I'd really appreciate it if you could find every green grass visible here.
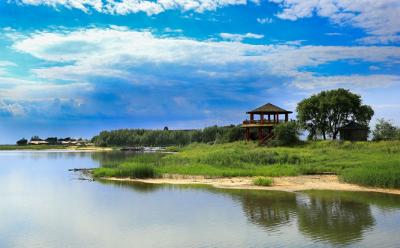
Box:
[92,140,400,188]
[341,161,400,188]
[0,145,69,150]
[253,177,273,186]
[93,164,158,179]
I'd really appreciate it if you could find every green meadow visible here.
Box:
[92,140,400,189]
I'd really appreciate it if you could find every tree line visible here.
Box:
[90,88,400,147]
[91,125,245,147]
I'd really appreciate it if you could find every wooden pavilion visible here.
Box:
[339,121,368,141]
[242,103,292,144]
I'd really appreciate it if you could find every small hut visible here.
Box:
[242,103,292,144]
[339,121,369,141]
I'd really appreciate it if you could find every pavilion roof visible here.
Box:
[339,121,368,130]
[247,103,293,114]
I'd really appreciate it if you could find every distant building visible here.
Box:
[61,140,82,145]
[29,140,49,145]
[339,121,369,141]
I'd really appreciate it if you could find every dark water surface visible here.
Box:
[1,151,400,248]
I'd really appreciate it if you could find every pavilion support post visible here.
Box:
[285,113,289,122]
[245,128,250,141]
[276,114,279,123]
[260,114,264,124]
[250,113,254,122]
[268,114,271,122]
[258,127,263,144]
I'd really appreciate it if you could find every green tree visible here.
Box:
[16,138,28,146]
[372,119,399,141]
[272,122,301,146]
[297,89,374,140]
[30,135,41,141]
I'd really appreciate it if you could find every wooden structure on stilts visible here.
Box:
[242,103,292,145]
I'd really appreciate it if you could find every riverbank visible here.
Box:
[0,145,113,151]
[99,174,400,195]
[92,140,400,189]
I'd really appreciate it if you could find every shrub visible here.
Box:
[372,119,399,141]
[272,122,301,146]
[253,177,273,186]
[16,138,28,146]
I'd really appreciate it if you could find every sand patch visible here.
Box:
[100,174,400,195]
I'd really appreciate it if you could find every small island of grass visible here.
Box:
[92,140,400,190]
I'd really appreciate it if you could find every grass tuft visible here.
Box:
[253,177,273,186]
[93,164,158,179]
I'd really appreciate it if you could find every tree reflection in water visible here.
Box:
[210,188,377,246]
[227,190,297,231]
[297,190,375,246]
[97,179,385,246]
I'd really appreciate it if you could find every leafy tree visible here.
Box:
[372,119,399,141]
[30,136,41,141]
[45,137,58,145]
[16,138,28,146]
[297,89,374,140]
[272,122,301,146]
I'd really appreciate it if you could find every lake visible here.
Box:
[1,151,400,248]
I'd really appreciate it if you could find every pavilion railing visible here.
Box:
[242,119,286,125]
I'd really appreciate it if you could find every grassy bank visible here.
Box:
[0,145,69,150]
[0,145,111,151]
[92,141,400,188]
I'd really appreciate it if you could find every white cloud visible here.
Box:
[9,26,400,91]
[256,17,273,24]
[15,0,257,15]
[0,100,26,117]
[358,35,400,45]
[0,61,17,75]
[368,65,380,71]
[219,32,264,41]
[270,0,400,44]
[0,61,17,67]
[163,27,183,33]
[16,0,103,12]
[324,32,342,36]
[0,75,92,102]
[292,74,400,90]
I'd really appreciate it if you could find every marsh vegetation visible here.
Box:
[92,140,400,188]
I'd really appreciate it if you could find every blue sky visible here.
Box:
[0,0,399,143]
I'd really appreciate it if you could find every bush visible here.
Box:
[16,138,28,146]
[372,119,399,141]
[272,122,301,146]
[253,177,273,186]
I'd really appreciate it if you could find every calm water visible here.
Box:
[1,151,400,248]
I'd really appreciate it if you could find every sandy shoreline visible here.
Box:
[101,174,400,195]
